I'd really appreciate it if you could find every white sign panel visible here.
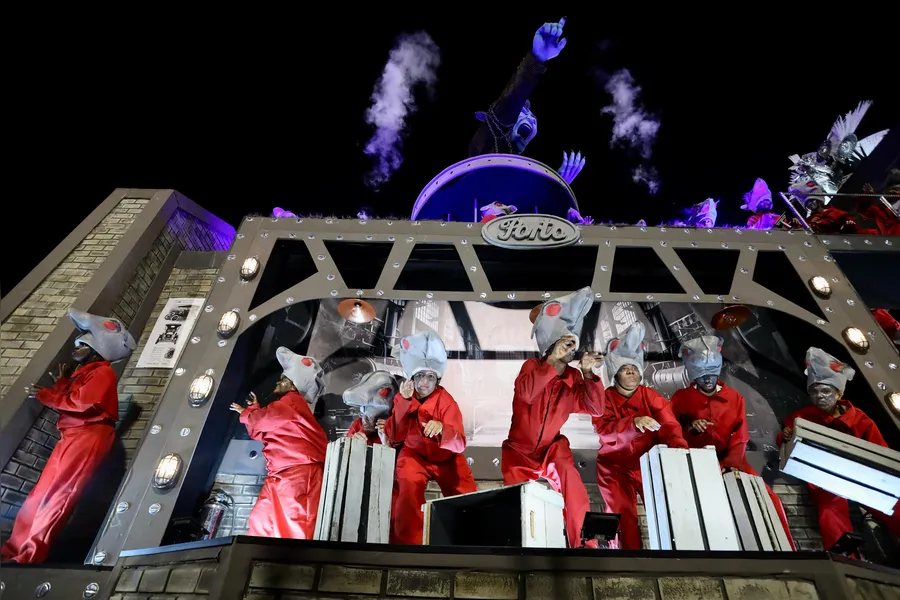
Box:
[136,298,205,369]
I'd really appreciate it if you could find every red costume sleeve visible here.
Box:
[36,368,115,414]
[722,392,751,470]
[850,411,889,447]
[435,392,467,454]
[346,418,363,437]
[647,391,689,449]
[514,359,559,405]
[593,410,642,456]
[669,389,689,425]
[385,393,413,446]
[239,397,296,439]
[575,375,605,417]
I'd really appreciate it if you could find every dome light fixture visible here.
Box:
[189,369,216,407]
[152,453,183,490]
[217,310,241,339]
[841,327,869,354]
[240,256,261,281]
[808,276,832,299]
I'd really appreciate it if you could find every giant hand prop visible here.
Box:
[532,17,567,63]
[559,151,586,184]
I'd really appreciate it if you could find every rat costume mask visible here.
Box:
[531,287,594,358]
[680,335,724,393]
[343,371,399,445]
[741,179,779,230]
[2,309,133,563]
[276,347,325,411]
[605,321,647,383]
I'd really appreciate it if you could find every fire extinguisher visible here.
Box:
[198,490,233,539]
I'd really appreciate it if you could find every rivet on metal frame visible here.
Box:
[237,234,245,239]
[249,314,257,321]
[261,231,269,238]
[218,276,225,282]
[308,234,315,239]
[673,265,680,270]
[387,220,393,225]
[149,503,161,515]
[889,363,897,370]
[356,290,364,296]
[740,268,749,274]
[217,340,227,347]
[823,239,831,245]
[150,425,162,434]
[778,245,786,250]
[826,306,834,313]
[366,235,373,240]
[716,296,724,302]
[595,293,602,299]
[317,255,326,260]
[35,582,51,598]
[600,265,609,271]
[646,295,654,300]
[640,227,647,232]
[93,551,107,564]
[660,241,667,247]
[326,218,334,224]
[393,262,400,268]
[181,428,191,436]
[886,240,893,246]
[690,242,698,247]
[721,243,728,248]
[683,229,690,234]
[693,295,700,301]
[847,299,855,306]
[480,293,487,299]
[83,582,100,599]
[331,290,338,296]
[205,305,214,313]
[798,256,806,261]
[246,217,254,222]
[817,319,826,325]
[864,239,872,245]
[804,241,812,247]
[767,300,774,306]
[116,501,130,513]
[660,227,668,232]
[467,223,473,228]
[377,290,385,296]
[406,237,414,243]
[389,236,395,241]
[748,245,756,251]
[610,226,617,231]
[290,233,296,238]
[426,293,434,299]
[227,254,236,260]
[461,238,468,244]
[191,336,201,344]
[508,293,516,300]
[865,361,874,368]
[175,368,185,376]
[878,382,887,390]
[469,266,477,272]
[327,274,336,280]
[286,297,295,304]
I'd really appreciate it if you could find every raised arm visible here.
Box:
[239,397,296,439]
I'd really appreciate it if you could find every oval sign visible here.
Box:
[481,213,581,250]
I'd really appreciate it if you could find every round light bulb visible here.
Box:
[808,275,831,298]
[240,256,261,281]
[217,310,241,339]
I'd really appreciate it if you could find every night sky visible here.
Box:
[5,12,896,293]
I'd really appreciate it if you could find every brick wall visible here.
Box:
[0,204,232,543]
[0,197,149,399]
[111,559,219,599]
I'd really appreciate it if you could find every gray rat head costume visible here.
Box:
[342,371,398,420]
[680,336,724,382]
[69,308,136,363]
[396,330,448,379]
[531,287,594,356]
[605,321,646,382]
[276,347,326,410]
[805,347,855,395]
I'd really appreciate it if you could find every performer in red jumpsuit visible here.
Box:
[342,370,398,446]
[384,330,477,544]
[778,347,900,551]
[502,287,605,548]
[1,309,135,563]
[230,347,327,539]
[670,336,795,550]
[871,309,900,348]
[592,321,689,550]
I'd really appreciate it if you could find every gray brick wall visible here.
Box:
[0,204,231,543]
[0,197,149,399]
[212,473,266,537]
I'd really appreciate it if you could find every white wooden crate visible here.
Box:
[723,471,792,551]
[640,445,741,551]
[423,481,566,548]
[314,438,396,543]
[779,417,900,515]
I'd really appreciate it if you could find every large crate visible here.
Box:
[780,417,900,515]
[641,445,741,551]
[314,438,396,543]
[423,481,566,548]
[723,471,792,551]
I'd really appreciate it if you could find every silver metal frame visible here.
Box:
[88,216,900,565]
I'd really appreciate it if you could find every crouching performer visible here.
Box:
[384,331,477,544]
[671,336,795,549]
[230,347,328,539]
[343,370,398,445]
[501,287,605,548]
[2,309,135,563]
[778,347,900,552]
[593,322,689,550]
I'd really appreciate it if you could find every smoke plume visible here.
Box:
[363,32,441,189]
[601,69,661,194]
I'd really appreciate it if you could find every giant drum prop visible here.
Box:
[423,481,566,548]
[641,445,741,551]
[779,417,900,515]
[723,471,792,551]
[314,438,396,543]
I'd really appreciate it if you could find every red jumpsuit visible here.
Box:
[856,200,900,236]
[239,391,327,539]
[807,206,877,235]
[384,386,476,544]
[670,383,796,550]
[501,358,605,548]
[1,361,118,563]
[872,309,899,344]
[346,418,383,445]
[778,400,900,550]
[593,386,688,550]
[746,212,780,230]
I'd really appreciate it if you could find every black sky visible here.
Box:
[4,11,896,294]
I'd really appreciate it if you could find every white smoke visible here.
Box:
[601,69,661,193]
[363,32,441,189]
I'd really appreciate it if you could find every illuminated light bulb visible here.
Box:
[888,392,900,413]
[189,370,215,407]
[841,327,870,354]
[808,276,832,299]
[217,310,241,339]
[152,453,183,490]
[240,256,261,281]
